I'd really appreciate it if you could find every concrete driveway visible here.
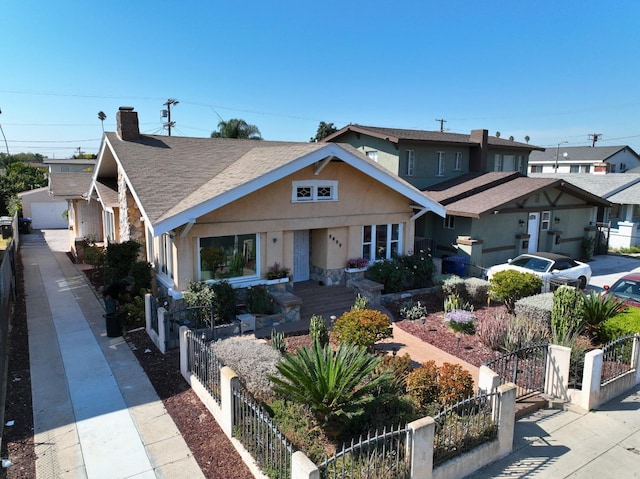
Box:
[587,254,640,291]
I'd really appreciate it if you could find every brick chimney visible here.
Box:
[116,106,140,141]
[469,129,488,172]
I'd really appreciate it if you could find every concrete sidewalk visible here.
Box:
[472,385,640,478]
[23,230,204,479]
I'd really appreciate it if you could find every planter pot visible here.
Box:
[265,277,289,285]
[345,267,368,273]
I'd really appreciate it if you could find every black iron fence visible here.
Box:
[232,383,293,479]
[484,344,548,400]
[186,330,222,405]
[318,424,411,479]
[432,391,499,467]
[600,334,637,386]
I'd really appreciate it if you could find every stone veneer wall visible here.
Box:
[118,171,145,242]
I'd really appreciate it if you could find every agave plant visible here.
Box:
[268,341,391,434]
[581,290,627,339]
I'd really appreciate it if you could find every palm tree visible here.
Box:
[210,119,262,140]
[98,111,106,133]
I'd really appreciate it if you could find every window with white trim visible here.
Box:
[454,152,462,171]
[406,150,415,176]
[541,211,551,231]
[292,180,338,202]
[437,152,445,176]
[362,224,402,261]
[366,150,378,162]
[570,165,579,173]
[159,233,174,279]
[199,233,258,280]
[443,215,455,229]
[530,165,543,173]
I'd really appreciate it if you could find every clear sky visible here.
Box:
[2,0,640,158]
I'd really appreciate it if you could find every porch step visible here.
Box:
[515,394,549,420]
[294,281,359,323]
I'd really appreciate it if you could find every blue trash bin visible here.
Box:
[443,255,469,276]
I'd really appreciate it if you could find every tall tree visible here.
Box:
[210,119,262,140]
[310,121,337,142]
[0,161,47,214]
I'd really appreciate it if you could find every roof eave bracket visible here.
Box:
[180,219,196,238]
[314,156,333,175]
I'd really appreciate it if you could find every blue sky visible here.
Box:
[2,0,640,158]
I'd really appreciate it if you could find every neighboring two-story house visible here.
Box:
[528,146,640,174]
[324,125,610,269]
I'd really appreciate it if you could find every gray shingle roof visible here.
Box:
[48,172,92,198]
[323,124,542,150]
[530,173,640,202]
[99,133,445,234]
[529,146,636,163]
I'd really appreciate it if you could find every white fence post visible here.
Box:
[580,348,603,410]
[634,335,640,384]
[144,293,152,331]
[220,366,239,438]
[477,365,500,393]
[291,451,319,479]
[408,416,435,479]
[545,344,571,400]
[179,325,189,381]
[157,307,167,353]
[496,383,517,459]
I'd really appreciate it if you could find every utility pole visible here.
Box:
[588,133,602,147]
[435,118,447,132]
[0,108,9,155]
[162,98,179,136]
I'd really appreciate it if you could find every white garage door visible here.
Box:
[31,201,68,229]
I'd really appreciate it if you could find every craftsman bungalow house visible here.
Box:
[87,108,445,298]
[324,125,610,269]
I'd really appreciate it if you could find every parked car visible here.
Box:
[486,252,591,291]
[603,273,640,307]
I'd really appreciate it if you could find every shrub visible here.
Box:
[464,277,490,305]
[397,253,435,289]
[551,285,585,346]
[333,309,392,351]
[211,337,283,401]
[441,276,465,300]
[130,260,152,296]
[489,270,543,313]
[269,341,391,437]
[406,360,439,413]
[437,363,474,405]
[245,285,275,314]
[399,300,428,321]
[104,240,142,284]
[374,353,413,394]
[600,307,640,342]
[581,290,627,339]
[210,280,237,324]
[365,259,407,293]
[476,312,509,350]
[503,316,550,351]
[514,292,554,324]
[309,314,329,347]
[183,280,216,307]
[445,309,477,334]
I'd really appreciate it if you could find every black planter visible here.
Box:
[105,312,125,337]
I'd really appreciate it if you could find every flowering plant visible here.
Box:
[445,309,477,334]
[346,257,369,269]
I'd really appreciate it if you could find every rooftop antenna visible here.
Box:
[435,118,448,132]
[162,98,179,136]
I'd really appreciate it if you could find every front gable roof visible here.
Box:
[93,134,445,236]
[530,173,640,205]
[424,172,610,218]
[322,124,542,151]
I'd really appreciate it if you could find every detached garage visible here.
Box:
[18,187,68,229]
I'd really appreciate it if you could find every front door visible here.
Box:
[527,212,540,253]
[293,230,310,282]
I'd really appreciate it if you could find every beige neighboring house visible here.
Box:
[87,107,445,297]
[48,172,103,255]
[17,186,68,229]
